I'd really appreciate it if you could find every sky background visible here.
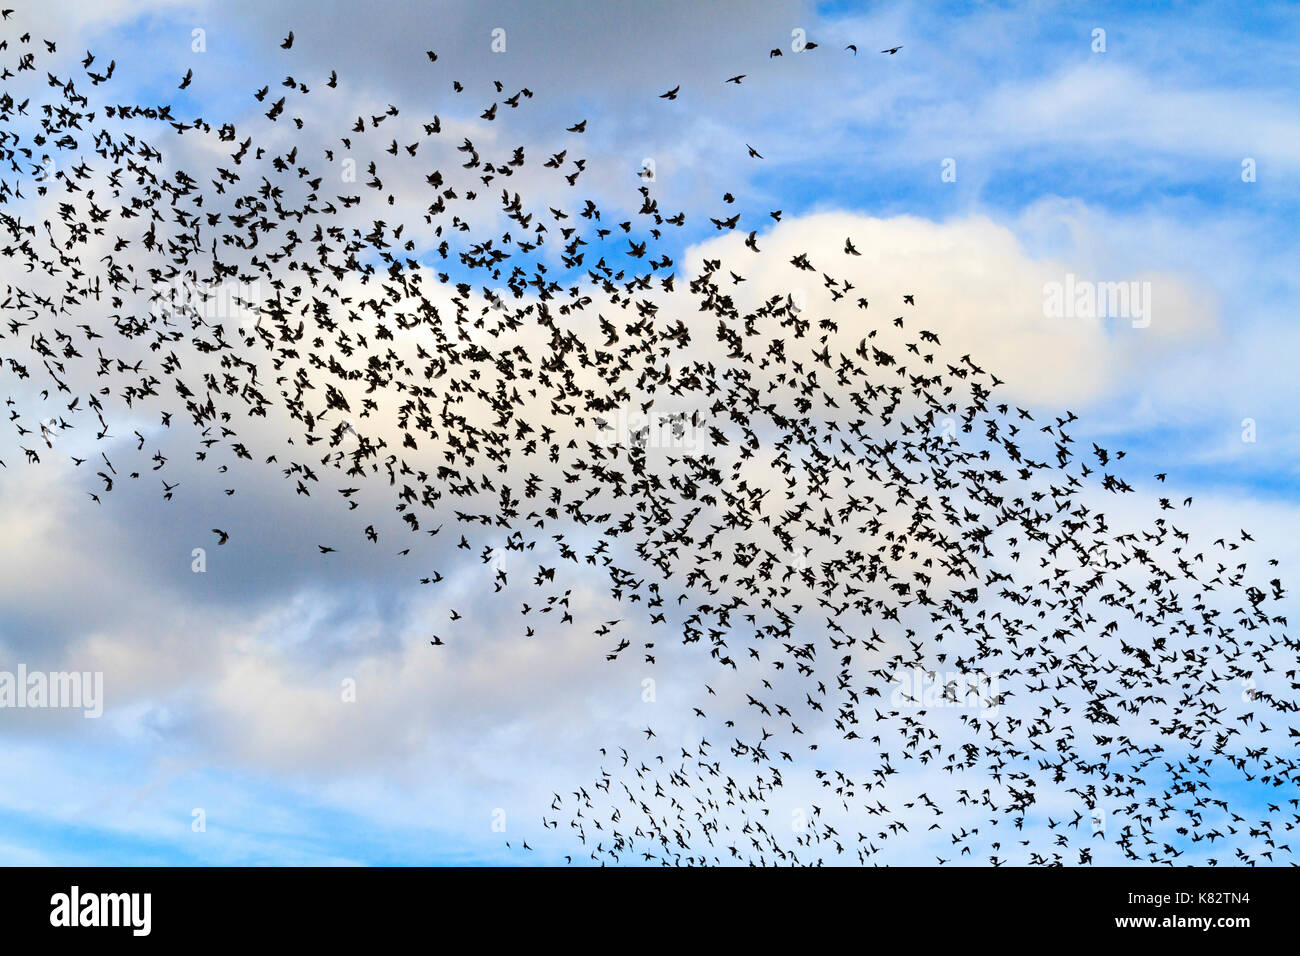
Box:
[1,0,1298,865]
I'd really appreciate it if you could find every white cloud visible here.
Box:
[686,211,1217,407]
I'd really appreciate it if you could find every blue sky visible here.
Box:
[0,0,1297,866]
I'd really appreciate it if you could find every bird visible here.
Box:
[659,85,679,99]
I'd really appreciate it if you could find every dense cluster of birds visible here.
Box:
[1,9,1296,867]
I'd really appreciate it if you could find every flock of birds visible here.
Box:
[0,10,1296,867]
